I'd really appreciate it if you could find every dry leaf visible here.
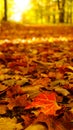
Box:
[0,84,7,92]
[25,92,61,115]
[0,105,7,114]
[25,123,47,130]
[0,117,23,130]
[54,87,70,96]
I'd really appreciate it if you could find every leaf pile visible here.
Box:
[0,25,73,129]
[0,21,73,40]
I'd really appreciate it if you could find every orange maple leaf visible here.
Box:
[25,92,61,115]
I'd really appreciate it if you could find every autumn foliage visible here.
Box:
[0,23,73,130]
[25,92,61,115]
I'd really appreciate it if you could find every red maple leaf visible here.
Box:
[25,92,61,115]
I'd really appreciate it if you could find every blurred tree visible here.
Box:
[57,0,66,23]
[0,0,73,24]
[3,0,7,21]
[31,0,51,24]
[68,0,73,23]
[0,0,4,20]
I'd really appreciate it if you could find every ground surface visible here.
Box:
[0,21,73,39]
[0,22,73,130]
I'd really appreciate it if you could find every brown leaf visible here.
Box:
[0,84,7,92]
[0,105,7,114]
[7,94,28,110]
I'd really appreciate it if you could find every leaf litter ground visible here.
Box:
[0,22,73,130]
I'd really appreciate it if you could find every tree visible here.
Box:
[57,0,66,23]
[4,0,7,21]
[67,0,73,23]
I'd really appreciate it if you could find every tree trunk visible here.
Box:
[4,0,7,21]
[57,0,65,23]
[59,9,64,23]
[70,0,73,23]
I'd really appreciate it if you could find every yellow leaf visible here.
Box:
[0,117,23,130]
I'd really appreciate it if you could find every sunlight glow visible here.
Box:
[10,0,31,22]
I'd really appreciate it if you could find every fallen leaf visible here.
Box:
[67,66,73,71]
[7,94,28,110]
[0,84,7,92]
[54,86,70,96]
[25,92,61,115]
[0,105,7,114]
[24,123,48,130]
[0,117,23,130]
